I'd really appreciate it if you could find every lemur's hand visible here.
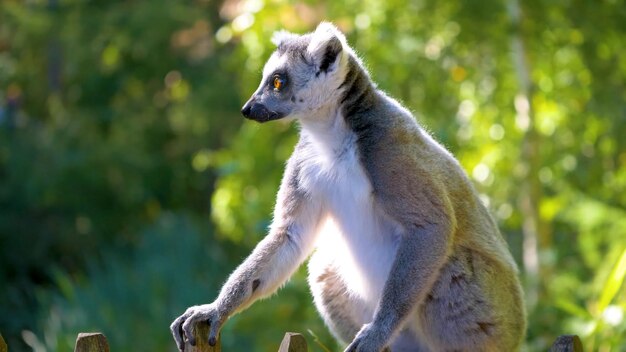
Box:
[170,303,224,351]
[344,323,390,352]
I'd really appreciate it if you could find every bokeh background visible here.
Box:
[1,0,625,351]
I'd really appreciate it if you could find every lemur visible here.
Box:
[171,22,526,352]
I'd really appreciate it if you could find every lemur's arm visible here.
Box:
[170,155,321,351]
[346,223,453,352]
[346,145,455,352]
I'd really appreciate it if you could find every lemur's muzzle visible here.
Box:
[241,99,284,123]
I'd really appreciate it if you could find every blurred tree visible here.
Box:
[0,0,244,349]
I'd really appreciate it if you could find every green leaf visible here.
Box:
[598,247,626,312]
[555,299,592,319]
[307,329,333,352]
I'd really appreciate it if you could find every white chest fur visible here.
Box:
[298,118,401,307]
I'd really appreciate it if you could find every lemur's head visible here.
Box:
[241,22,350,122]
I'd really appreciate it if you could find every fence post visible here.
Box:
[184,323,221,352]
[549,335,583,352]
[74,332,109,352]
[0,333,7,352]
[278,332,307,352]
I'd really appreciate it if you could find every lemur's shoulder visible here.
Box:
[362,94,517,267]
[351,90,459,178]
[339,93,456,231]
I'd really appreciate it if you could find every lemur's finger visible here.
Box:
[169,316,186,351]
[208,318,221,346]
[182,314,198,346]
[177,321,186,351]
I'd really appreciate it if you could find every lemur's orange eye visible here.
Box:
[273,76,284,90]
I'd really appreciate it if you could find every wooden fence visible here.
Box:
[0,333,6,352]
[70,325,307,352]
[0,329,582,351]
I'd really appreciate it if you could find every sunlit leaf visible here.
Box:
[598,248,626,312]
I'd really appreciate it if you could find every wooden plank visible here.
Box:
[184,323,220,352]
[0,333,7,352]
[549,335,583,352]
[74,332,109,352]
[278,332,307,352]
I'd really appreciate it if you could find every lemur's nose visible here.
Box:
[241,101,253,117]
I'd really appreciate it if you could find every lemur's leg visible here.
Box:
[418,248,525,351]
[308,252,364,345]
[309,251,430,352]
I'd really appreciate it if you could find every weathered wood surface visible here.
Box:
[0,333,7,352]
[550,335,583,352]
[74,332,109,352]
[278,332,308,352]
[184,323,221,352]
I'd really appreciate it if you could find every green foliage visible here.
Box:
[31,214,226,351]
[0,0,624,351]
[30,213,335,352]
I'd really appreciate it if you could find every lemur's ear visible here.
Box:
[307,22,345,73]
